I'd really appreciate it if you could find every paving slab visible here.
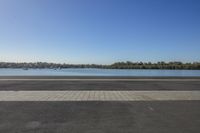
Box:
[0,91,200,101]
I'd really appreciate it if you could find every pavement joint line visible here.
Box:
[0,91,200,101]
[0,79,200,81]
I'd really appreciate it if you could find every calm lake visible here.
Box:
[0,68,200,77]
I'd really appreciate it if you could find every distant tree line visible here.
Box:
[0,62,108,69]
[110,61,200,70]
[0,61,200,70]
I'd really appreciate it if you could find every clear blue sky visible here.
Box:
[0,0,200,64]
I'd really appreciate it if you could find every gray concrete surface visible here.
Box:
[0,101,200,133]
[0,80,200,91]
[0,77,199,133]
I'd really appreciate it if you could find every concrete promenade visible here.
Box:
[0,77,200,133]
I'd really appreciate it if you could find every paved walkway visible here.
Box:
[0,91,200,101]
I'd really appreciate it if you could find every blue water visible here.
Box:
[0,68,200,76]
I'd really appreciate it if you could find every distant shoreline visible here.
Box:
[0,61,200,70]
[0,67,200,71]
